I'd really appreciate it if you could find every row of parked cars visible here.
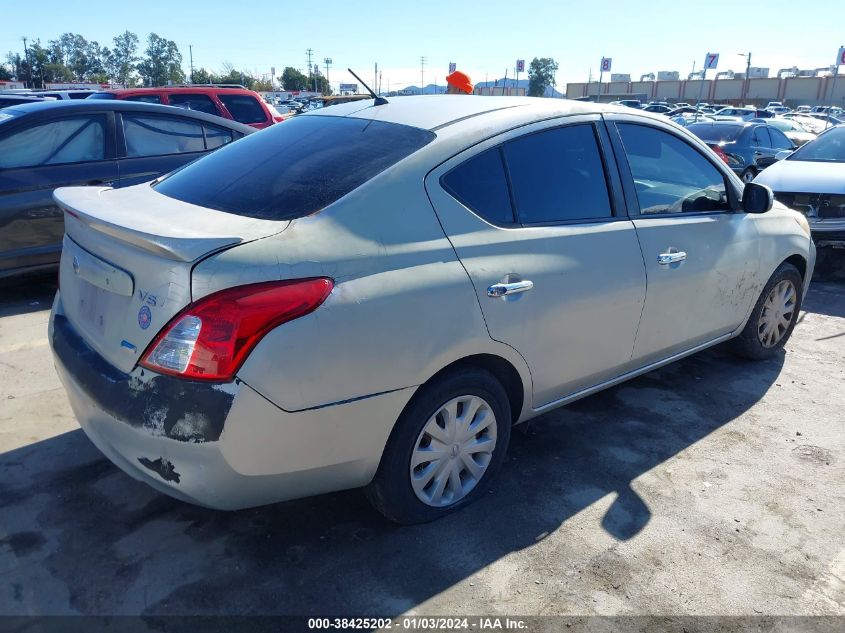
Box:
[609,99,843,274]
[0,85,284,279]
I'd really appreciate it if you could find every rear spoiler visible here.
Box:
[54,186,287,262]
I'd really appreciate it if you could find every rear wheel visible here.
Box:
[730,262,803,360]
[365,368,511,524]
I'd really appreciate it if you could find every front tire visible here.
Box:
[365,368,511,524]
[730,262,803,360]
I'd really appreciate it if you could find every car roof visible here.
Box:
[102,86,255,96]
[304,95,650,132]
[0,99,255,133]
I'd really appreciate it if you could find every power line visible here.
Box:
[306,48,314,91]
[420,56,427,95]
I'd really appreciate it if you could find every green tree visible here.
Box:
[107,31,139,85]
[5,52,29,85]
[191,67,212,84]
[528,57,559,97]
[0,62,11,81]
[137,33,184,86]
[281,66,308,91]
[252,77,273,92]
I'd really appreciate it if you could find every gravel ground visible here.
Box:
[0,274,842,619]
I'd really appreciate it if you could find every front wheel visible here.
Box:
[365,368,512,524]
[730,262,803,360]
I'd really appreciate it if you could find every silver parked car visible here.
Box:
[49,97,815,523]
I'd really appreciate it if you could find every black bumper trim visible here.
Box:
[51,314,234,443]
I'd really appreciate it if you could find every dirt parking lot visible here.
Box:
[0,275,843,620]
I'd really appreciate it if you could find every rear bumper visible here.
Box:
[50,297,415,510]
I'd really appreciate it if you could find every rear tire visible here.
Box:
[730,262,803,360]
[365,368,511,525]
[740,167,758,183]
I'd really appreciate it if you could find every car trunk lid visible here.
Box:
[55,184,289,373]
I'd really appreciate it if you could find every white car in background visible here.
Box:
[755,125,845,274]
[49,97,814,524]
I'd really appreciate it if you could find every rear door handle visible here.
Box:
[487,280,534,297]
[657,251,687,265]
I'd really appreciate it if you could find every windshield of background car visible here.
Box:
[153,115,436,220]
[788,127,845,162]
[686,124,743,143]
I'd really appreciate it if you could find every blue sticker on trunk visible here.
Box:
[138,305,152,330]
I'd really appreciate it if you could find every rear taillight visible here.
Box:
[709,143,730,165]
[140,278,333,381]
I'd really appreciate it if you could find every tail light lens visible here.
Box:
[140,278,333,381]
[709,143,730,165]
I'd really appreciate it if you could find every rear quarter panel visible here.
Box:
[191,162,533,414]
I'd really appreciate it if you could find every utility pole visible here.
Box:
[379,70,383,95]
[189,45,194,84]
[21,36,32,88]
[306,48,314,93]
[374,62,378,95]
[420,56,427,95]
[324,57,332,93]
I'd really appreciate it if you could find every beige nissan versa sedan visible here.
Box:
[49,96,815,524]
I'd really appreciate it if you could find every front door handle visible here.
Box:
[657,251,687,265]
[487,280,534,297]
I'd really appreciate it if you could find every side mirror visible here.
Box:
[775,149,793,161]
[743,182,774,214]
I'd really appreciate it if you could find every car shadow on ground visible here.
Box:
[0,343,786,616]
[0,274,58,318]
[800,280,845,320]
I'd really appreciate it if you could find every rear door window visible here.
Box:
[154,116,435,220]
[0,115,106,168]
[768,127,793,150]
[441,148,514,225]
[122,115,206,157]
[169,93,220,116]
[204,124,235,149]
[218,94,267,124]
[753,126,772,148]
[503,124,613,224]
[125,94,162,104]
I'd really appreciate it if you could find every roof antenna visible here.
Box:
[347,68,388,105]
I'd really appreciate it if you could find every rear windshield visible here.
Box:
[86,92,116,100]
[153,115,435,220]
[686,123,743,143]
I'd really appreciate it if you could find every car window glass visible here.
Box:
[123,115,205,157]
[125,95,162,104]
[768,127,793,150]
[204,124,234,150]
[503,124,612,223]
[442,148,514,224]
[617,123,730,215]
[218,94,267,124]
[169,93,219,116]
[154,116,435,220]
[753,126,772,147]
[0,116,106,169]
